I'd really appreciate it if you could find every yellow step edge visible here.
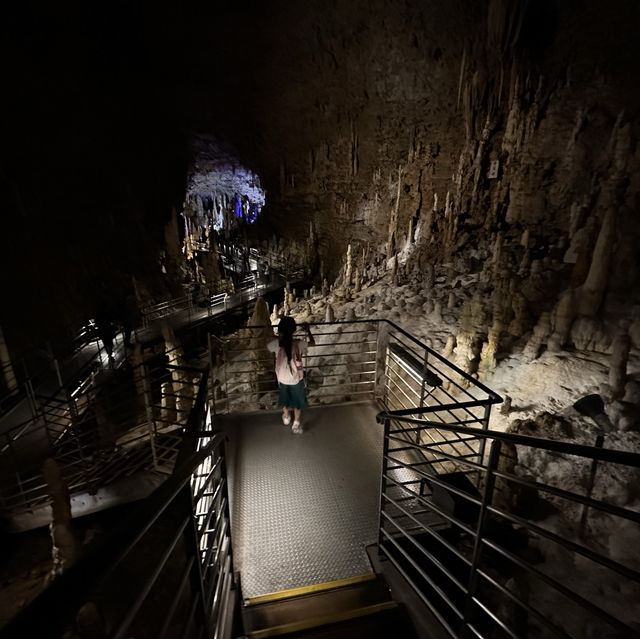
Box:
[247,601,399,639]
[244,573,377,607]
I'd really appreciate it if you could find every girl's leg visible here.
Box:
[282,406,292,425]
[292,408,302,433]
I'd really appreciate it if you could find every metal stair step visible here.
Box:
[246,601,400,639]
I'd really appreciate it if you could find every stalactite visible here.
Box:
[456,44,466,111]
[350,118,359,176]
[386,165,403,261]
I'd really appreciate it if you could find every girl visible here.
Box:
[267,316,314,433]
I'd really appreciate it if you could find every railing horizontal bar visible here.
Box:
[378,543,459,638]
[465,596,519,639]
[478,539,640,636]
[386,433,485,473]
[382,416,640,467]
[379,530,464,628]
[474,568,571,639]
[385,378,419,407]
[383,320,501,399]
[384,384,414,412]
[491,469,640,525]
[385,453,483,506]
[485,505,640,583]
[386,373,422,399]
[383,475,476,537]
[380,498,470,571]
[112,516,190,639]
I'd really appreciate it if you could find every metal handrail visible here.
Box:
[0,369,237,639]
[380,411,640,468]
[376,403,640,638]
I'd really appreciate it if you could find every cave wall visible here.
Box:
[216,0,640,335]
[3,0,639,350]
[0,2,193,346]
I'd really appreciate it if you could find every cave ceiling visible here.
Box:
[1,0,639,339]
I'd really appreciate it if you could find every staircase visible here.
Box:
[241,574,418,638]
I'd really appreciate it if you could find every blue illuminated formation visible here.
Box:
[234,195,243,219]
[186,135,266,230]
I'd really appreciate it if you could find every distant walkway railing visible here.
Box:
[0,370,238,639]
[0,337,206,529]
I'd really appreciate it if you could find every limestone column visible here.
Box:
[43,458,80,582]
[0,324,18,395]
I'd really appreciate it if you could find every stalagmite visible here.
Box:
[0,324,18,395]
[202,239,221,294]
[43,458,80,582]
[447,291,456,309]
[354,267,361,293]
[524,312,551,361]
[508,293,527,337]
[548,290,576,351]
[431,301,443,323]
[480,319,503,373]
[325,304,335,322]
[345,306,356,321]
[248,298,273,345]
[345,244,352,287]
[248,298,274,398]
[609,333,631,400]
[161,323,188,417]
[160,381,176,424]
[131,343,146,398]
[443,335,456,358]
[321,278,329,297]
[577,207,616,317]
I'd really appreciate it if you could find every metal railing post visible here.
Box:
[580,434,605,536]
[207,333,216,415]
[223,340,229,414]
[182,482,211,638]
[377,417,391,552]
[141,363,159,469]
[476,403,492,489]
[374,321,389,404]
[461,439,501,638]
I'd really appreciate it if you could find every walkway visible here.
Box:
[0,274,292,440]
[218,401,383,599]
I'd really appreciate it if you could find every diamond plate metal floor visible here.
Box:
[217,401,383,599]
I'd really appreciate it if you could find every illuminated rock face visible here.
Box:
[3,2,639,363]
[212,0,640,358]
